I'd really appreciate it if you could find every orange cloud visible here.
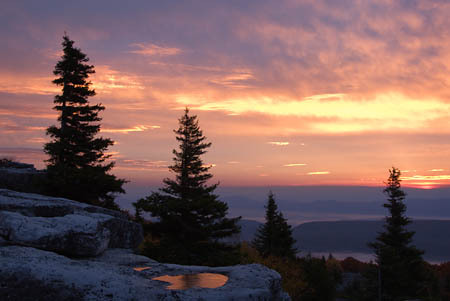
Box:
[3,1,450,186]
[284,163,307,167]
[115,159,168,171]
[26,137,47,144]
[307,171,331,175]
[0,121,46,134]
[401,175,450,181]
[0,108,55,119]
[209,70,254,88]
[130,43,181,56]
[90,65,146,99]
[268,142,289,146]
[101,125,160,134]
[0,73,58,95]
[178,93,450,134]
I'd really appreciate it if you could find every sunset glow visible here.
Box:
[1,1,450,188]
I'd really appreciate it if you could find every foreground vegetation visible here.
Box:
[240,245,450,301]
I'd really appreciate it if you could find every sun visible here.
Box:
[405,182,439,190]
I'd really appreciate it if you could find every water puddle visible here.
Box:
[152,273,228,290]
[133,267,151,272]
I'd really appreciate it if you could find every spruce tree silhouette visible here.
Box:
[252,191,297,258]
[369,167,427,300]
[134,108,240,264]
[44,35,125,209]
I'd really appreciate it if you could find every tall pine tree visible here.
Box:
[134,108,240,262]
[369,167,427,300]
[44,35,125,209]
[252,191,297,258]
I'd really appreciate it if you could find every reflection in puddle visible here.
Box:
[133,267,151,272]
[152,273,228,290]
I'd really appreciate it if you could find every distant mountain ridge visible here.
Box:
[117,185,450,224]
[293,220,450,261]
[237,219,450,262]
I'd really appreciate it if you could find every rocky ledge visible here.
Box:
[0,189,143,256]
[0,189,290,300]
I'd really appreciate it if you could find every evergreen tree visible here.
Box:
[44,35,125,209]
[252,191,297,258]
[134,108,240,256]
[369,167,427,300]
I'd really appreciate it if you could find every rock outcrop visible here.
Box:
[0,247,289,300]
[0,189,143,256]
[0,162,46,194]
[0,189,291,300]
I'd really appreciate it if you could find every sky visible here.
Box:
[1,0,450,191]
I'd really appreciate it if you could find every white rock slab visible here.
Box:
[0,189,143,256]
[0,246,291,300]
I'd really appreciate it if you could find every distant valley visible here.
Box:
[118,185,450,224]
[117,185,450,262]
[236,219,450,262]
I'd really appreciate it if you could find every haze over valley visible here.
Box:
[117,184,450,225]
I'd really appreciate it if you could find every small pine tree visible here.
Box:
[44,35,125,209]
[369,167,427,300]
[134,108,240,261]
[252,191,297,258]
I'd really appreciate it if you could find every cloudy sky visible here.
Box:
[1,0,450,189]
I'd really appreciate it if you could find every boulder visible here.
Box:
[0,211,111,256]
[0,247,290,300]
[0,189,143,256]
